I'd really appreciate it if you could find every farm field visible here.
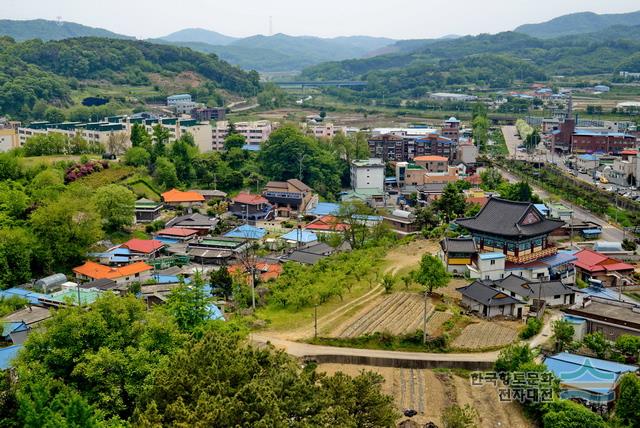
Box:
[451,321,519,350]
[330,292,429,338]
[426,310,452,336]
[318,364,534,427]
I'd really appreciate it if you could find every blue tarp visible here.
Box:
[0,345,23,370]
[206,303,225,321]
[280,229,318,243]
[224,224,267,240]
[0,288,48,305]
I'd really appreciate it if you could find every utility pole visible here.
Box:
[297,152,307,181]
[314,305,318,339]
[422,291,428,345]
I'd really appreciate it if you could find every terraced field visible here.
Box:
[332,293,429,338]
[451,322,518,350]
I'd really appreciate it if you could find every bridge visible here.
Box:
[273,80,368,89]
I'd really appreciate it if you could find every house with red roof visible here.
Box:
[230,193,273,221]
[120,239,164,258]
[73,261,152,284]
[161,189,205,206]
[228,260,283,283]
[574,249,635,287]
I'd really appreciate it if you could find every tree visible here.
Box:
[154,156,179,189]
[442,404,479,428]
[542,400,606,428]
[413,254,450,295]
[130,123,151,149]
[337,200,375,249]
[615,334,640,358]
[381,273,396,293]
[524,129,541,152]
[210,267,233,300]
[44,106,65,123]
[134,328,397,427]
[151,124,170,159]
[583,332,609,359]
[165,273,209,332]
[414,206,439,231]
[0,152,22,181]
[29,187,102,272]
[224,133,246,151]
[499,181,541,203]
[622,238,637,252]
[480,168,504,191]
[106,132,129,155]
[124,146,151,167]
[0,228,35,289]
[92,184,136,231]
[494,343,534,373]
[614,373,640,427]
[432,183,466,222]
[169,135,198,184]
[552,319,574,352]
[14,294,185,423]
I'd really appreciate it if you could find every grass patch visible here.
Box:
[623,292,640,303]
[75,165,136,189]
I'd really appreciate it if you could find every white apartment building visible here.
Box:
[212,120,274,151]
[18,122,129,148]
[123,117,213,153]
[350,158,385,192]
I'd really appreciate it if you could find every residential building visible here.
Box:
[190,189,227,202]
[283,242,341,265]
[309,122,336,139]
[0,128,18,152]
[573,249,635,287]
[263,179,314,217]
[18,121,129,148]
[439,237,477,275]
[305,215,348,234]
[382,210,419,235]
[155,227,199,243]
[442,117,460,143]
[457,280,526,318]
[224,224,267,240]
[429,92,477,102]
[548,203,573,222]
[280,229,318,245]
[413,134,455,160]
[121,117,212,153]
[350,158,385,192]
[456,141,478,165]
[594,85,610,93]
[368,131,455,161]
[230,193,273,221]
[166,213,219,234]
[167,94,192,106]
[161,189,205,207]
[228,260,283,283]
[73,261,152,285]
[605,150,639,186]
[575,154,599,172]
[119,239,164,259]
[395,162,427,187]
[191,107,225,122]
[134,198,162,223]
[564,297,640,339]
[413,155,449,173]
[493,274,580,307]
[212,120,273,151]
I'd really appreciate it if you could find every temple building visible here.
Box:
[443,198,574,281]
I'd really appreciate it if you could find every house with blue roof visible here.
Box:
[544,352,637,403]
[306,202,340,217]
[0,344,23,370]
[1,321,29,345]
[224,224,267,240]
[280,229,318,245]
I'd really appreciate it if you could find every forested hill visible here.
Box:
[0,36,260,117]
[515,10,640,39]
[300,28,640,97]
[0,19,133,41]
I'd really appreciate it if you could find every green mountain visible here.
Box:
[515,10,640,39]
[156,33,396,72]
[160,28,238,46]
[300,27,640,99]
[0,19,132,41]
[0,36,260,118]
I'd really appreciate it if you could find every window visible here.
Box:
[500,273,504,279]
[554,295,561,299]
[490,260,496,265]
[485,275,490,280]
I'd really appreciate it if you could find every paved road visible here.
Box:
[502,126,525,160]
[499,168,624,242]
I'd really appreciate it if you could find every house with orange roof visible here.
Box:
[228,260,283,283]
[305,215,349,233]
[161,188,205,206]
[230,193,273,221]
[154,227,199,243]
[574,249,635,287]
[413,155,449,173]
[73,261,152,284]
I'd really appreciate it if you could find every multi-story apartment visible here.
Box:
[368,133,455,162]
[212,120,274,151]
[441,117,460,143]
[123,117,213,153]
[350,158,385,192]
[0,127,18,152]
[18,121,128,148]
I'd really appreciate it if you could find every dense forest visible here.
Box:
[0,36,260,118]
[301,27,640,98]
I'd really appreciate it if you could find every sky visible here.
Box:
[2,0,639,39]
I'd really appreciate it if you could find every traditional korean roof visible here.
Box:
[457,281,523,307]
[440,237,477,254]
[455,197,564,238]
[497,274,575,298]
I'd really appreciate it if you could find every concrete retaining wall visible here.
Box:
[304,354,495,370]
